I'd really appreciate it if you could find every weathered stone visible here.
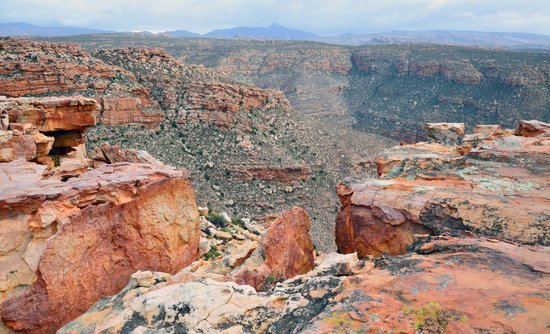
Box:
[232,207,314,291]
[0,162,200,333]
[337,121,550,258]
[214,230,233,241]
[515,120,550,137]
[424,122,465,146]
[0,110,8,131]
[3,96,97,131]
[90,142,162,165]
[59,237,549,333]
[0,131,36,162]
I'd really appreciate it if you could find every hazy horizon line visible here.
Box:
[2,21,550,38]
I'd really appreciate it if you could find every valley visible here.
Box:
[45,34,550,142]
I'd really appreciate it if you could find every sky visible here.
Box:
[1,0,550,35]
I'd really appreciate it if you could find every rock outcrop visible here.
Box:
[90,142,162,167]
[93,47,290,132]
[231,165,310,183]
[0,39,164,127]
[336,121,549,257]
[232,207,314,291]
[0,96,199,333]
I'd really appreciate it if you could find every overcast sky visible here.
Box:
[1,0,549,35]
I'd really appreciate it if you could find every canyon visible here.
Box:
[45,34,549,142]
[0,36,548,333]
[58,120,549,333]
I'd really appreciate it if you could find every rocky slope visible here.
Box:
[1,38,394,251]
[82,46,393,251]
[43,35,549,142]
[0,96,199,333]
[55,120,549,334]
[0,38,164,127]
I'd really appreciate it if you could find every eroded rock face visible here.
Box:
[232,207,315,291]
[59,236,549,333]
[231,165,310,183]
[92,47,290,133]
[336,121,550,258]
[351,48,549,86]
[424,122,465,146]
[3,96,97,131]
[90,142,162,166]
[0,95,199,333]
[0,162,200,334]
[0,39,164,127]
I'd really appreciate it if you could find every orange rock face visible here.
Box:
[0,162,200,334]
[233,207,314,291]
[305,237,550,333]
[0,95,198,333]
[57,235,549,333]
[4,96,97,131]
[0,39,164,127]
[337,121,550,258]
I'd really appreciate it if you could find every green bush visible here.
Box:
[204,246,221,260]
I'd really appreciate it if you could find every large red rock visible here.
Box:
[232,207,314,291]
[337,121,550,258]
[0,161,199,333]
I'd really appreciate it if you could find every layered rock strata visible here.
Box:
[336,121,550,257]
[92,47,290,132]
[0,39,164,127]
[0,96,199,333]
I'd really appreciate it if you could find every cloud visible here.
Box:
[0,0,549,35]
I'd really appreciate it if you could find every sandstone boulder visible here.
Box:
[232,207,315,291]
[515,119,550,137]
[0,162,200,333]
[90,142,162,165]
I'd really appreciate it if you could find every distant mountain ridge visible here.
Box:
[316,30,550,49]
[161,30,200,38]
[204,23,318,40]
[1,22,550,49]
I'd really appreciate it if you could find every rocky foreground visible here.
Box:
[55,121,550,333]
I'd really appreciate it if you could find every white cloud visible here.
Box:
[0,0,549,35]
